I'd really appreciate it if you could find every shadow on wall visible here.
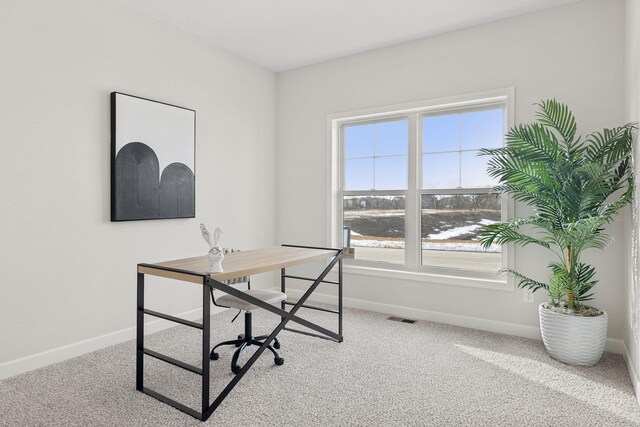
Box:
[115,142,194,220]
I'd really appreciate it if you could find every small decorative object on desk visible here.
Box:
[200,224,224,273]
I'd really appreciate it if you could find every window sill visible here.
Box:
[339,263,514,291]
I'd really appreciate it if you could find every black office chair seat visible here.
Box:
[211,276,287,374]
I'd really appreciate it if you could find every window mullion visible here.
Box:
[405,114,419,270]
[458,113,462,188]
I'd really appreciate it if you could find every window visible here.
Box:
[420,108,502,274]
[331,90,512,286]
[342,119,408,264]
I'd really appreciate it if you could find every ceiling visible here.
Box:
[116,0,581,72]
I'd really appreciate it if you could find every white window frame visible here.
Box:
[327,88,515,291]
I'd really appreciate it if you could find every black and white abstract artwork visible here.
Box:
[110,92,195,221]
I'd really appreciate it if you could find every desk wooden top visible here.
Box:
[138,246,338,284]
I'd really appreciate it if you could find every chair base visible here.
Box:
[210,311,283,374]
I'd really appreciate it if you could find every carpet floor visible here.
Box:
[1,306,640,426]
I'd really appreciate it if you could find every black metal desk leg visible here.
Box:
[338,258,343,340]
[280,268,286,323]
[136,272,144,391]
[201,283,210,418]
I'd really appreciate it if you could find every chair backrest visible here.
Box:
[221,248,249,285]
[210,248,250,308]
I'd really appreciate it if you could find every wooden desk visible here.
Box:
[136,244,343,421]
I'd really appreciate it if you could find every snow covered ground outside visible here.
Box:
[427,219,498,240]
[351,239,501,253]
[349,219,501,253]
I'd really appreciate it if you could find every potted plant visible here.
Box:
[479,100,635,365]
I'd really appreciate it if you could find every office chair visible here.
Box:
[210,248,287,374]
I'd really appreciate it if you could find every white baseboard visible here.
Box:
[607,338,626,355]
[0,306,226,381]
[623,342,640,405]
[283,288,625,355]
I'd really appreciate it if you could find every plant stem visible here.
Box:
[567,246,575,309]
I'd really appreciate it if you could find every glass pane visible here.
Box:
[423,152,459,189]
[460,108,504,150]
[375,120,408,156]
[421,193,501,273]
[460,151,498,188]
[375,155,407,190]
[344,158,373,190]
[345,124,374,158]
[343,195,405,264]
[422,114,459,153]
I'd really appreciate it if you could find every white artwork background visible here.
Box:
[115,93,195,174]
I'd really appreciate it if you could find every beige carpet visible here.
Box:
[1,306,639,426]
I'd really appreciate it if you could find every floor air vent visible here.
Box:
[387,316,416,324]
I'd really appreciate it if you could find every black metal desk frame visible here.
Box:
[136,244,343,421]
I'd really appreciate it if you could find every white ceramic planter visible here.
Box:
[538,303,608,366]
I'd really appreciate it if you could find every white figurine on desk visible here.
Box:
[200,224,224,273]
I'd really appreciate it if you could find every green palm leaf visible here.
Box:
[500,268,549,293]
[535,99,578,150]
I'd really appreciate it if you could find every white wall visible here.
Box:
[0,0,276,374]
[276,0,627,341]
[625,0,640,396]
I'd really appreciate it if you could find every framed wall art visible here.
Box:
[111,92,196,221]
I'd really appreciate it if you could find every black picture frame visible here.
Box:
[110,92,196,222]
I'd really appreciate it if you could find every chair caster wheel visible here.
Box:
[274,357,284,366]
[210,352,219,360]
[274,340,281,350]
[236,335,244,347]
[232,365,242,374]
